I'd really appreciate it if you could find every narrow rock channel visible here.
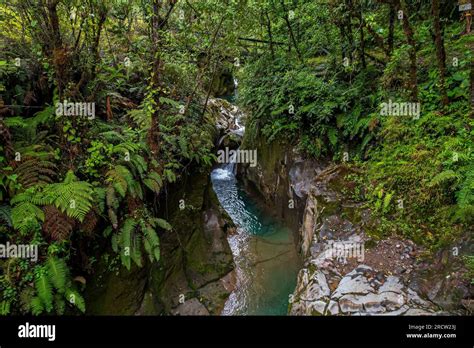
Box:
[211,164,299,315]
[210,97,299,315]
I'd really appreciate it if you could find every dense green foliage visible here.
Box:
[0,0,472,315]
[0,0,242,315]
[238,0,473,251]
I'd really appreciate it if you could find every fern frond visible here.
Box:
[10,188,37,205]
[54,294,66,315]
[65,288,85,313]
[163,169,176,183]
[14,157,56,188]
[106,165,133,198]
[119,217,136,270]
[126,154,147,177]
[79,209,99,236]
[428,170,461,187]
[131,233,143,267]
[457,166,474,207]
[35,273,53,312]
[46,257,68,293]
[106,186,119,228]
[11,202,44,234]
[127,108,150,128]
[42,205,75,241]
[152,218,172,231]
[143,171,162,194]
[0,204,12,227]
[111,141,142,155]
[30,296,45,315]
[99,130,126,143]
[143,224,160,262]
[93,187,106,215]
[327,127,337,147]
[43,171,93,222]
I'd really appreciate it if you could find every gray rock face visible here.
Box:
[332,272,373,299]
[289,160,323,198]
[300,193,319,257]
[379,276,404,294]
[239,131,470,316]
[287,164,449,316]
[209,98,245,136]
[290,262,439,315]
[326,300,339,315]
[173,298,210,316]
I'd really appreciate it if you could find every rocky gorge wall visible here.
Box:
[85,168,236,315]
[239,130,472,316]
[84,101,239,316]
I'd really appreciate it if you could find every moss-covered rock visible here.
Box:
[85,255,148,315]
[148,168,235,315]
[85,167,235,316]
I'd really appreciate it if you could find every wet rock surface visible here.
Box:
[288,164,471,316]
[209,98,245,137]
[240,145,472,316]
[148,171,235,315]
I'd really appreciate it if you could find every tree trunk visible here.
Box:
[357,4,366,68]
[265,11,275,59]
[388,3,395,56]
[147,0,166,156]
[432,0,448,106]
[471,40,474,116]
[280,0,301,60]
[339,25,347,61]
[46,0,66,99]
[399,0,418,100]
[345,0,354,64]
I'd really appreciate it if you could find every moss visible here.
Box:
[85,257,148,315]
[148,168,234,313]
